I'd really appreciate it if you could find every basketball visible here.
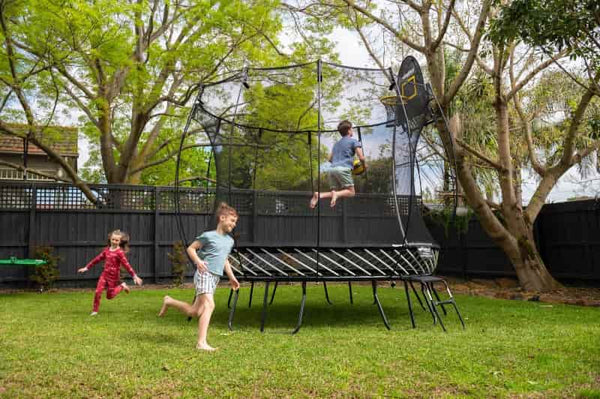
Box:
[352,159,365,176]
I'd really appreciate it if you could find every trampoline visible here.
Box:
[175,56,458,332]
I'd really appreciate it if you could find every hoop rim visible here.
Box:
[379,95,406,106]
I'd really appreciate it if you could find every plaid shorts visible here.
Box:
[328,166,354,190]
[194,271,220,296]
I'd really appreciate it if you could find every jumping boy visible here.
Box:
[158,203,240,351]
[310,120,366,208]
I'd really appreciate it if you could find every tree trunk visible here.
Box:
[448,112,561,292]
[497,212,561,291]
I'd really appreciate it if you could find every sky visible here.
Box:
[75,26,600,203]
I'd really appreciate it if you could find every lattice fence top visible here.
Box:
[0,181,422,215]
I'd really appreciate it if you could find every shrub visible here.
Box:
[31,246,61,291]
[168,241,188,286]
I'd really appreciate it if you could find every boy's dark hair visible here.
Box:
[337,120,352,137]
[216,202,238,219]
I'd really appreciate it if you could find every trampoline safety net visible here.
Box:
[180,59,454,279]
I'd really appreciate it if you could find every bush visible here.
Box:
[31,246,61,291]
[425,207,473,237]
[168,241,188,286]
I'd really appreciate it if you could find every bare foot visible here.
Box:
[121,282,130,294]
[330,192,338,208]
[309,192,319,209]
[158,295,170,317]
[196,343,218,352]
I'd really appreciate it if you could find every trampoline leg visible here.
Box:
[372,280,391,330]
[249,281,255,308]
[426,285,447,332]
[453,302,466,330]
[421,283,437,324]
[260,281,270,333]
[409,281,427,311]
[270,281,278,305]
[439,279,466,330]
[323,281,332,305]
[442,280,466,330]
[403,280,416,329]
[348,281,353,305]
[228,289,239,331]
[432,286,447,315]
[291,281,307,335]
[187,294,196,322]
[227,288,233,309]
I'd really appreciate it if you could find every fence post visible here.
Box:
[25,184,37,286]
[460,218,469,280]
[153,186,159,283]
[252,190,258,243]
[342,199,348,243]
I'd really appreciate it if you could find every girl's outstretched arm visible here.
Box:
[116,250,142,285]
[78,248,107,273]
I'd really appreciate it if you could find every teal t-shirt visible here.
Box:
[331,136,362,169]
[196,230,234,276]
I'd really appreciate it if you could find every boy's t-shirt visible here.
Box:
[195,230,234,276]
[330,136,362,169]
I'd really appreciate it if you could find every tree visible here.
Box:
[300,0,600,291]
[1,0,287,192]
[0,0,98,203]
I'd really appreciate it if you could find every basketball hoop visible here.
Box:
[379,95,405,125]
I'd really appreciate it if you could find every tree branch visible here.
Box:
[351,9,386,71]
[431,0,456,51]
[506,49,567,100]
[443,0,492,105]
[61,82,99,128]
[455,138,505,171]
[559,84,597,167]
[341,0,426,53]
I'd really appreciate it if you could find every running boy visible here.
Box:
[158,203,240,351]
[310,120,366,208]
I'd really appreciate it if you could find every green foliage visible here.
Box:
[489,0,600,71]
[1,0,297,184]
[167,241,188,287]
[30,246,60,291]
[426,207,473,237]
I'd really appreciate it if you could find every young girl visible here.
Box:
[78,229,143,315]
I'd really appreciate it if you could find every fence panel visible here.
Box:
[1,181,600,286]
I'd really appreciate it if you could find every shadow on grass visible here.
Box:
[152,288,447,333]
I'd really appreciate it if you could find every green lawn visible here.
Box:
[1,283,599,398]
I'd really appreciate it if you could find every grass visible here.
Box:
[0,283,599,398]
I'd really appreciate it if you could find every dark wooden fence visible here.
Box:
[431,200,600,281]
[1,181,599,286]
[0,181,430,286]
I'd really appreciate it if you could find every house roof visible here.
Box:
[0,124,78,157]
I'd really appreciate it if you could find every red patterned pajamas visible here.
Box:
[85,247,138,312]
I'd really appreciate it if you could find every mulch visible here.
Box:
[443,276,600,307]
